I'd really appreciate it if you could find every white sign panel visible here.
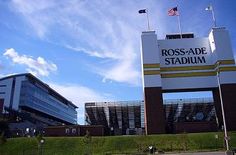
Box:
[158,38,213,67]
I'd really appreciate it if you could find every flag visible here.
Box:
[168,7,179,16]
[205,4,216,27]
[138,9,146,14]
[205,5,213,11]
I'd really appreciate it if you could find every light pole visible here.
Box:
[216,62,229,151]
[39,139,45,155]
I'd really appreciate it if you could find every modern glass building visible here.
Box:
[0,73,77,136]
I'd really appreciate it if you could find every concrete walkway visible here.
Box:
[166,151,226,155]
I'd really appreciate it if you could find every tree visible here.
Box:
[0,120,9,140]
[0,132,7,144]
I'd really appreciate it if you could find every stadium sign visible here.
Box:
[141,28,236,134]
[158,38,212,67]
[161,47,207,65]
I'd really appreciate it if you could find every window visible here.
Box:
[65,128,70,134]
[72,128,76,134]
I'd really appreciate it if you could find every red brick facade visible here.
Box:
[174,122,217,133]
[44,125,104,137]
[144,87,165,134]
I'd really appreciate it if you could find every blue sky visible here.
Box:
[0,0,235,124]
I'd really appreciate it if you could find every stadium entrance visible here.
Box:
[162,91,217,134]
[141,28,236,134]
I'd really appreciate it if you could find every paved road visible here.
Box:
[167,151,226,155]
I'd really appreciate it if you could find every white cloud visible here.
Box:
[10,0,56,38]
[49,83,108,105]
[95,42,141,85]
[9,0,151,86]
[49,83,112,124]
[3,48,57,77]
[65,45,119,60]
[8,0,221,86]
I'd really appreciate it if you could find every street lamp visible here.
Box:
[216,62,229,151]
[39,138,45,155]
[40,139,45,144]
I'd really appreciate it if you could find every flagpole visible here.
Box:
[177,15,182,38]
[177,6,182,38]
[146,9,151,30]
[216,62,229,151]
[211,4,217,27]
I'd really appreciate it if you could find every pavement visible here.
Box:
[166,151,227,155]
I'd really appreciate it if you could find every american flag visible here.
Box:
[168,7,179,16]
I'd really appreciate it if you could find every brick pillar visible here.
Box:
[221,84,236,131]
[213,84,236,131]
[144,87,165,134]
[212,88,223,129]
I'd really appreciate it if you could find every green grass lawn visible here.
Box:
[0,132,236,155]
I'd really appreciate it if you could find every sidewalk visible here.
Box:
[166,151,225,155]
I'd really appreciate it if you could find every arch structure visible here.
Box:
[141,27,236,134]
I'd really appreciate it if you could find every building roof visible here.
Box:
[165,33,194,39]
[85,100,144,107]
[0,73,78,108]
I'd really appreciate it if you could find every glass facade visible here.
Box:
[19,80,77,124]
